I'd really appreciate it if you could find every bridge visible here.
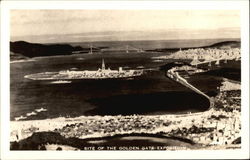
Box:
[166,68,214,109]
[100,45,144,53]
[88,44,100,54]
[190,55,241,67]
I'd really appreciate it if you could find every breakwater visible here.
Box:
[164,63,213,109]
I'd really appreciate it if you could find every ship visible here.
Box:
[50,80,72,84]
[24,59,144,80]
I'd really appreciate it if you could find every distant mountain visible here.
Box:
[10,41,85,58]
[147,40,241,52]
[205,41,241,49]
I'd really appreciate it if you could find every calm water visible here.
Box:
[10,40,226,121]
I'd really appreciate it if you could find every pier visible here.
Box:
[166,68,214,109]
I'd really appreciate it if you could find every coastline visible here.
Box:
[10,59,36,64]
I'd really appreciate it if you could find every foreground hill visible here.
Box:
[10,41,86,58]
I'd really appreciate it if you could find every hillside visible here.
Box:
[147,40,241,52]
[10,41,85,58]
[10,51,29,61]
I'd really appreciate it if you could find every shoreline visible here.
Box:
[10,59,36,64]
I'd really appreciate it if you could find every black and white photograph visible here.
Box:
[1,0,249,159]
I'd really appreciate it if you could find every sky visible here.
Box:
[10,10,240,43]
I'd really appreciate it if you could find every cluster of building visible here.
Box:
[219,80,241,92]
[56,68,143,79]
[164,107,240,146]
[56,115,170,139]
[25,59,144,80]
[216,90,241,112]
[153,47,241,66]
[168,47,241,61]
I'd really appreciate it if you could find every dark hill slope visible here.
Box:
[10,41,84,58]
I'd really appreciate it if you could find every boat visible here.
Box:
[24,59,144,80]
[26,112,37,116]
[136,66,144,69]
[76,57,84,60]
[35,107,47,112]
[152,59,163,62]
[15,115,27,121]
[51,80,72,84]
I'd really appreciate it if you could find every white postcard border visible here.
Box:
[1,1,249,159]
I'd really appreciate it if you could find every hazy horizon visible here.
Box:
[11,10,240,43]
[11,28,240,44]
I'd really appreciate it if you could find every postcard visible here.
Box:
[1,0,249,159]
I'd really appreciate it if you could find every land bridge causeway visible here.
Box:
[166,68,214,109]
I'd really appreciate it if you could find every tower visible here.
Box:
[215,59,220,66]
[126,45,129,53]
[89,44,93,54]
[190,56,201,66]
[208,61,212,67]
[102,59,105,70]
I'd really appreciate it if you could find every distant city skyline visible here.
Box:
[11,10,240,43]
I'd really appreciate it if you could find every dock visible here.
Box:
[166,68,214,109]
